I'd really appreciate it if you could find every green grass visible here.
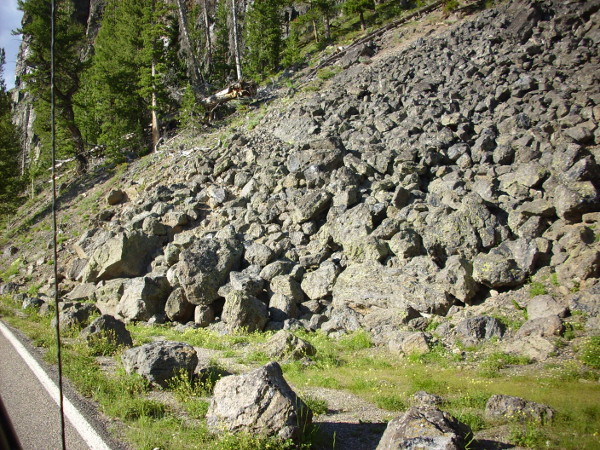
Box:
[2,295,600,450]
[579,336,600,369]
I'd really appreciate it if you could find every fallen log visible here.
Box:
[201,80,258,120]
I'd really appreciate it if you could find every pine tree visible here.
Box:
[0,49,24,216]
[78,0,177,159]
[244,0,283,80]
[17,0,88,173]
[343,0,375,31]
[212,0,233,84]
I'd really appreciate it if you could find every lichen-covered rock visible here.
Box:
[121,341,198,387]
[376,407,471,450]
[264,330,316,360]
[206,362,312,441]
[81,314,133,348]
[117,276,171,322]
[455,316,505,345]
[80,231,160,282]
[485,394,554,424]
[174,236,243,306]
[222,291,268,332]
[165,287,194,323]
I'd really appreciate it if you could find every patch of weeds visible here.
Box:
[443,0,460,12]
[411,376,448,395]
[579,336,600,369]
[479,352,531,377]
[550,272,560,286]
[512,299,528,320]
[425,320,441,332]
[0,258,22,281]
[339,329,372,350]
[26,282,44,296]
[456,412,487,432]
[316,66,342,81]
[240,350,270,364]
[528,280,547,297]
[301,394,329,416]
[375,393,407,411]
[86,331,122,356]
[449,392,490,409]
[509,421,548,448]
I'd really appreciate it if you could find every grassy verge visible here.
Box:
[1,295,599,449]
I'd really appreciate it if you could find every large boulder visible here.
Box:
[300,261,340,300]
[174,236,243,306]
[376,407,471,450]
[264,330,316,360]
[80,231,161,282]
[485,394,554,424]
[80,314,133,348]
[332,262,453,315]
[121,341,198,387]
[221,291,268,332]
[117,276,171,322]
[206,361,312,441]
[51,302,98,330]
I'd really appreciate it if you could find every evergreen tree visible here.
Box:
[244,0,283,80]
[18,0,88,173]
[343,0,375,31]
[77,0,177,159]
[0,49,24,215]
[212,0,233,84]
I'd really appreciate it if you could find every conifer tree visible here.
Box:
[78,0,176,159]
[18,0,88,173]
[244,0,283,80]
[343,0,375,31]
[212,0,233,84]
[0,49,24,215]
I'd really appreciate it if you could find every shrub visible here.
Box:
[579,336,600,369]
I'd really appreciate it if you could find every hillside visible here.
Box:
[1,0,600,449]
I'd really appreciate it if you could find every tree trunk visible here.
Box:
[151,61,160,151]
[203,0,213,73]
[312,19,320,42]
[359,10,366,31]
[61,99,88,173]
[231,0,243,80]
[324,15,331,40]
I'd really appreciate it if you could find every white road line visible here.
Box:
[0,321,112,450]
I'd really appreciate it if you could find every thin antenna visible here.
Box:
[50,0,67,448]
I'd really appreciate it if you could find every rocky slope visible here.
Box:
[3,0,599,362]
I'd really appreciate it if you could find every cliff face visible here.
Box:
[11,0,105,171]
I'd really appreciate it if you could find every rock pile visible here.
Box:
[51,0,599,358]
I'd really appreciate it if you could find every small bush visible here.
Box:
[510,422,548,448]
[302,394,329,416]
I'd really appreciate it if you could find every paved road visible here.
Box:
[0,320,124,450]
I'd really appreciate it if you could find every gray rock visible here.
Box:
[194,305,215,327]
[121,341,198,387]
[264,330,316,360]
[388,332,431,356]
[300,261,340,300]
[376,407,471,450]
[117,276,171,322]
[222,291,268,332]
[270,275,304,302]
[94,278,126,316]
[527,295,568,320]
[206,362,312,441]
[269,293,299,322]
[485,394,554,424]
[333,263,453,316]
[175,236,243,306]
[515,316,564,338]
[455,316,505,344]
[66,283,97,301]
[165,287,194,323]
[52,302,98,330]
[81,231,160,282]
[244,242,275,267]
[81,314,133,348]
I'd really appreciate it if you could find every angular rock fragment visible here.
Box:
[206,362,312,441]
